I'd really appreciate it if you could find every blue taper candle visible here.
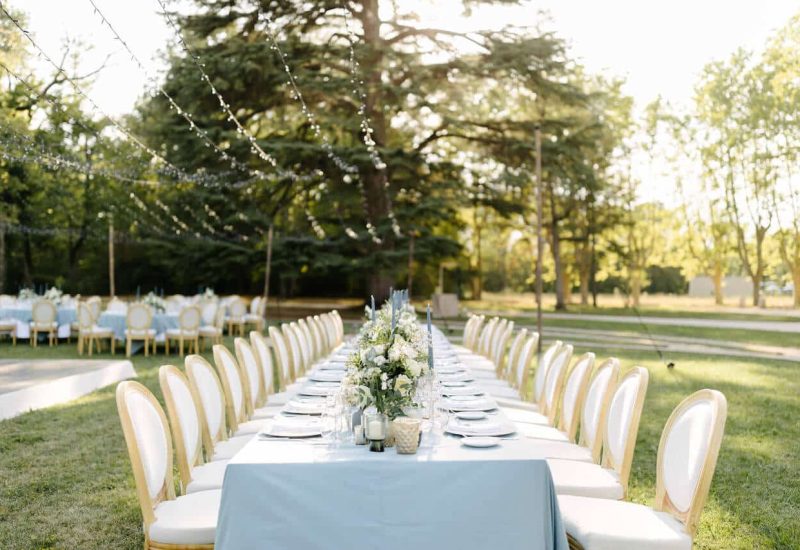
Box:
[427,303,434,371]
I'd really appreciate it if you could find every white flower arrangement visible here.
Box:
[142,291,167,313]
[203,287,217,300]
[343,298,428,418]
[17,288,37,302]
[43,286,64,306]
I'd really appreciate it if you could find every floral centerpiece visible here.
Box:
[43,286,64,306]
[343,296,428,419]
[203,287,217,300]
[18,287,37,302]
[142,291,167,313]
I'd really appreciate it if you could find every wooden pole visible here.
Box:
[535,125,543,353]
[263,224,274,320]
[108,215,116,298]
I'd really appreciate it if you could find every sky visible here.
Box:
[15,0,800,202]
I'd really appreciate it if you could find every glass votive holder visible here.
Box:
[363,411,387,452]
[392,417,422,454]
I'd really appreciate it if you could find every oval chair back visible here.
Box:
[298,318,317,362]
[492,321,514,373]
[309,316,326,358]
[476,317,497,358]
[504,329,528,383]
[655,389,728,538]
[185,354,228,454]
[579,358,620,463]
[601,366,650,497]
[268,326,293,390]
[31,299,57,326]
[127,303,153,332]
[515,333,540,396]
[115,381,175,530]
[87,296,102,321]
[541,344,574,423]
[77,302,95,332]
[282,323,304,378]
[235,337,263,415]
[178,306,201,333]
[158,365,204,494]
[228,298,246,320]
[331,310,344,344]
[556,352,596,441]
[532,340,562,404]
[200,302,218,326]
[461,315,476,346]
[467,315,485,351]
[250,331,275,398]
[212,344,248,432]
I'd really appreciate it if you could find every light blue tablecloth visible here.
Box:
[97,311,179,340]
[0,307,76,326]
[215,436,568,550]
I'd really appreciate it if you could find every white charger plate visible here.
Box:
[455,411,487,420]
[461,436,501,448]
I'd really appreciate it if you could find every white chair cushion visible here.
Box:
[166,328,198,337]
[495,397,540,411]
[30,321,58,329]
[517,424,568,441]
[125,328,156,337]
[149,489,221,545]
[526,441,594,462]
[234,418,265,436]
[186,460,228,494]
[548,459,623,499]
[211,435,253,461]
[559,495,692,550]
[504,409,549,426]
[486,386,523,400]
[199,325,221,337]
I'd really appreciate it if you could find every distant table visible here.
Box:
[0,307,76,339]
[98,311,179,341]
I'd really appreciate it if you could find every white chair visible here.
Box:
[235,337,283,420]
[212,344,264,436]
[484,331,538,399]
[512,344,574,422]
[125,303,156,357]
[225,297,247,337]
[281,323,306,380]
[516,352,595,437]
[159,365,227,495]
[244,296,266,332]
[298,318,317,363]
[199,305,224,351]
[269,325,297,391]
[116,381,221,548]
[76,302,115,356]
[166,306,201,355]
[495,340,562,410]
[184,354,252,461]
[251,331,293,405]
[548,366,650,500]
[30,299,58,347]
[0,318,16,346]
[87,296,102,322]
[308,315,327,357]
[560,389,727,550]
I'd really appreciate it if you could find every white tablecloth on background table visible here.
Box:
[214,325,568,550]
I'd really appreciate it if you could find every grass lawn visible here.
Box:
[1,333,799,548]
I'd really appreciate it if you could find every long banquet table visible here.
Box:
[214,328,568,550]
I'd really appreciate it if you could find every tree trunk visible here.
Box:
[360,0,394,299]
[579,269,589,306]
[0,225,5,293]
[22,234,33,287]
[407,233,415,297]
[793,266,800,308]
[630,272,642,308]
[473,217,482,300]
[712,262,724,305]
[550,227,566,310]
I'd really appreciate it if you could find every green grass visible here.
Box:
[1,333,799,548]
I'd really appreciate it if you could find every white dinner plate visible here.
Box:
[461,436,501,448]
[441,381,467,388]
[309,371,345,383]
[448,394,481,402]
[441,398,495,411]
[282,400,325,415]
[442,387,484,397]
[446,419,515,437]
[299,385,337,396]
[455,411,487,421]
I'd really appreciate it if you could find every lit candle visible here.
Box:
[367,418,385,439]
